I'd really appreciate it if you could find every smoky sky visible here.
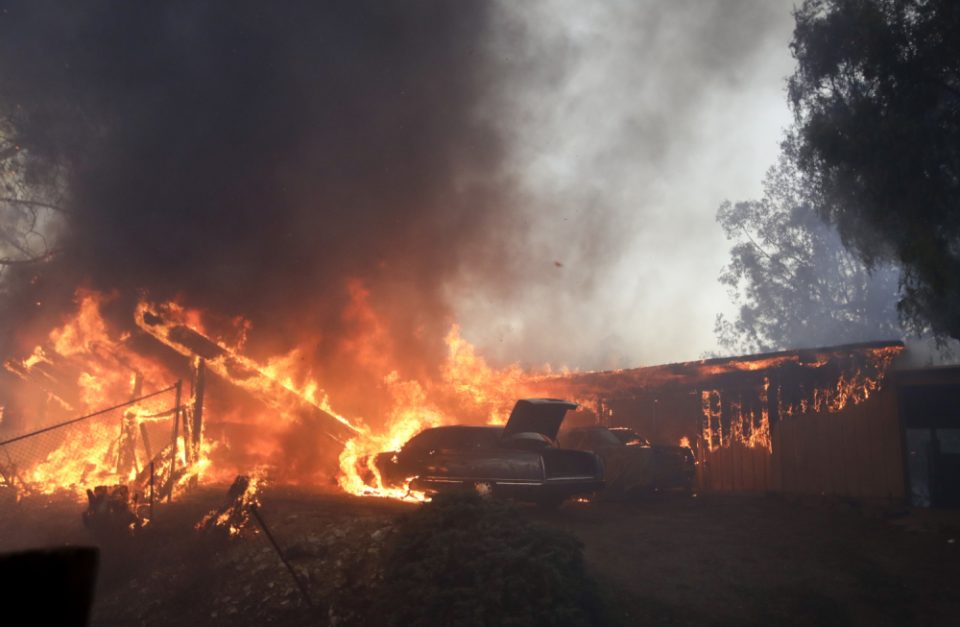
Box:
[0,0,809,383]
[0,1,522,377]
[454,0,800,369]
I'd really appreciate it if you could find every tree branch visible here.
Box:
[738,224,798,283]
[0,197,70,214]
[0,228,38,259]
[0,249,58,265]
[0,144,19,162]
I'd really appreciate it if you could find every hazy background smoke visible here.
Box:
[457,0,798,369]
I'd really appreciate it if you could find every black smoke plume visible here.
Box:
[0,1,514,414]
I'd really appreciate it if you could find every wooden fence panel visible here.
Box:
[776,388,903,501]
[771,421,783,492]
[698,442,773,493]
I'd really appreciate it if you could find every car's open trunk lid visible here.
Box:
[502,399,577,441]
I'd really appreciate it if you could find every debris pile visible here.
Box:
[82,484,142,536]
[196,475,262,538]
[0,460,28,504]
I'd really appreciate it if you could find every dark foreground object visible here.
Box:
[1,488,959,626]
[370,491,605,626]
[0,546,99,627]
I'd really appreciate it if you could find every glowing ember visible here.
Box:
[196,472,265,537]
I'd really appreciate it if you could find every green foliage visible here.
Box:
[369,492,605,627]
[716,154,901,355]
[786,0,960,338]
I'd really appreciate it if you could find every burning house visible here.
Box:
[2,3,960,625]
[3,3,950,514]
[538,341,960,508]
[1,290,955,511]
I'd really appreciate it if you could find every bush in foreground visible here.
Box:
[367,492,605,627]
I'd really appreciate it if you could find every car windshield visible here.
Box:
[592,429,624,446]
[610,429,647,446]
[562,429,623,448]
[404,427,500,452]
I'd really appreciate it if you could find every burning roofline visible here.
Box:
[669,339,903,370]
[546,339,904,381]
[531,339,905,401]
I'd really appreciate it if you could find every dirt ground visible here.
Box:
[1,486,958,626]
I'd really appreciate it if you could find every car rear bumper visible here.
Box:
[412,476,604,502]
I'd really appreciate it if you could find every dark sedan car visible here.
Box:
[371,399,604,507]
[559,426,696,498]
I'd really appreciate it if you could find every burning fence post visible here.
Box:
[167,379,182,503]
[185,357,205,473]
[139,422,153,462]
[192,358,205,458]
[116,372,144,479]
[116,410,139,479]
[149,460,155,521]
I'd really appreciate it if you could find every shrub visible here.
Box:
[368,492,605,627]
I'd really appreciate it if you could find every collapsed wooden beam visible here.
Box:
[135,305,358,445]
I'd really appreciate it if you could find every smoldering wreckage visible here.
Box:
[1,290,957,624]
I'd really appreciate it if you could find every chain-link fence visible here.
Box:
[0,384,180,498]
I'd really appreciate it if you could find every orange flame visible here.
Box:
[130,288,543,500]
[4,285,900,505]
[4,291,205,499]
[698,347,899,453]
[335,326,539,500]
